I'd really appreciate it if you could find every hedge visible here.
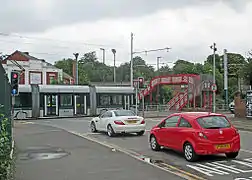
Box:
[0,105,13,180]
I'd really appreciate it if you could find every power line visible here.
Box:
[0,32,124,48]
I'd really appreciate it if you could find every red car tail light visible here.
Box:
[141,119,145,124]
[114,120,125,125]
[198,132,208,139]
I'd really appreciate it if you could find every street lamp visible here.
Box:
[100,48,105,64]
[210,43,217,112]
[111,49,116,83]
[156,57,163,104]
[73,53,79,85]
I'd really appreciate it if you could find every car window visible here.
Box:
[197,116,231,129]
[107,111,112,117]
[100,111,112,118]
[178,118,192,128]
[100,112,106,118]
[164,116,180,127]
[114,110,136,116]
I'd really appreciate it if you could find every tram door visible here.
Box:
[124,95,130,110]
[44,94,58,116]
[74,95,87,115]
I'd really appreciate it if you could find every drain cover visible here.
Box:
[19,146,69,161]
[28,152,69,160]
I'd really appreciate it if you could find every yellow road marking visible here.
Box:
[160,162,206,180]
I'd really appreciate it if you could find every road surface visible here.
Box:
[19,117,252,180]
[15,122,183,180]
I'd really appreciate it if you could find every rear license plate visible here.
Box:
[127,120,137,124]
[215,144,231,150]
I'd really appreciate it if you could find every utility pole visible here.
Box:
[210,43,217,113]
[223,49,228,110]
[111,49,116,83]
[156,57,162,105]
[130,32,170,86]
[100,48,105,64]
[130,33,134,87]
[73,53,79,85]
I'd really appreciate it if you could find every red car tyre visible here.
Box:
[225,151,239,159]
[183,143,199,162]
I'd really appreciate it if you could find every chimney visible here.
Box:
[23,52,29,55]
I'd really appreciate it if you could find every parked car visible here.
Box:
[90,109,146,137]
[229,101,235,114]
[149,112,240,162]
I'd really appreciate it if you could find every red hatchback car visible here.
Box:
[149,112,240,162]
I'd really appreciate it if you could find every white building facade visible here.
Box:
[1,51,73,85]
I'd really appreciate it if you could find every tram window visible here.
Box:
[14,93,32,108]
[99,95,110,106]
[60,94,72,107]
[112,95,122,105]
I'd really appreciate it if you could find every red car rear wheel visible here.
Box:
[226,151,239,159]
[183,143,198,162]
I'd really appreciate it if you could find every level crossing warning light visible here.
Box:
[11,71,19,96]
[138,77,144,89]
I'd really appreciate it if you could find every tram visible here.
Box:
[14,84,135,119]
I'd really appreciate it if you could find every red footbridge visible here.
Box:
[138,74,214,111]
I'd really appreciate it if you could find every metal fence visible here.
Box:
[145,104,229,112]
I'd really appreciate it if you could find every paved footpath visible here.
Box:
[14,122,183,180]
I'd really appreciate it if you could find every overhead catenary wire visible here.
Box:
[0,32,124,48]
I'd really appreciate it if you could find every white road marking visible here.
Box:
[241,149,252,154]
[83,132,100,135]
[240,130,252,134]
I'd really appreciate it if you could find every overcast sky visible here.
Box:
[1,0,252,68]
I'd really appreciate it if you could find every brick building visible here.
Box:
[1,50,74,85]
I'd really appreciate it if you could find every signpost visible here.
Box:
[134,77,145,117]
[211,84,217,92]
[133,80,138,115]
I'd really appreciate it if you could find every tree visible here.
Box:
[158,65,172,76]
[79,51,113,82]
[160,85,173,103]
[54,58,89,84]
[244,55,252,86]
[172,60,195,74]
[116,62,130,82]
[205,54,221,72]
[54,58,73,76]
[132,56,155,80]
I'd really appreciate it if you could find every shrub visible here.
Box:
[0,105,12,180]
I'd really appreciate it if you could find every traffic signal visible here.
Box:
[138,77,144,89]
[11,71,19,95]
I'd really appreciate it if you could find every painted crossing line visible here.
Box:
[241,149,252,154]
[186,157,252,179]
